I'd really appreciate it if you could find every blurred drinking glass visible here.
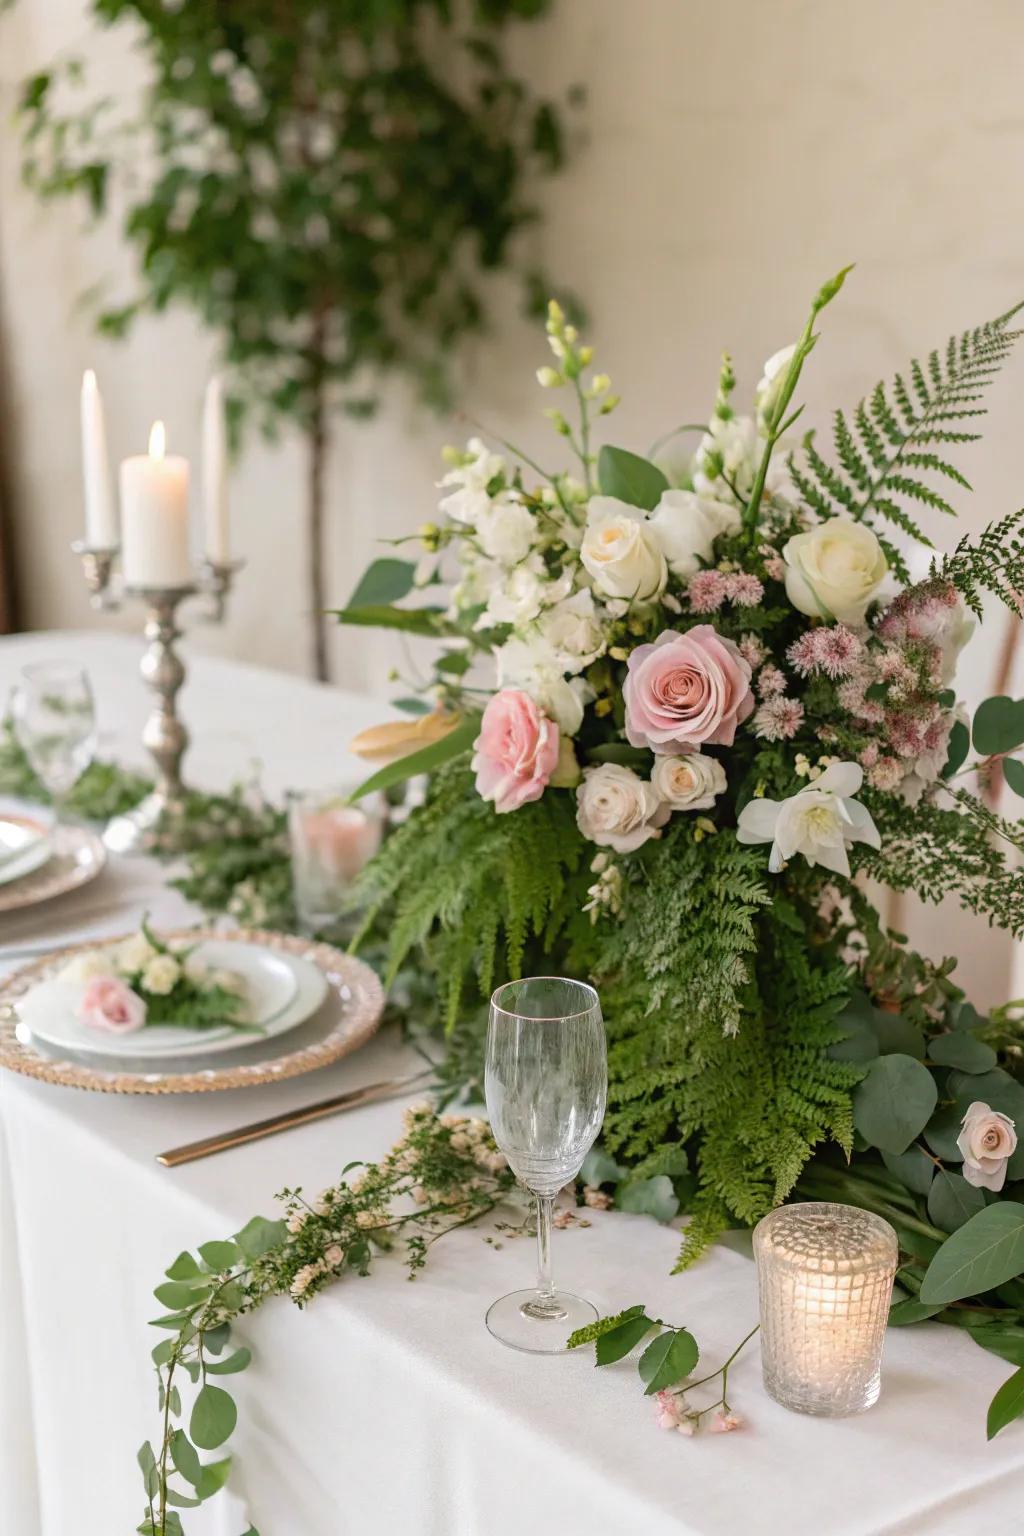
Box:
[11,663,96,826]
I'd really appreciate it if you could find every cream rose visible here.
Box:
[957,1101,1018,1192]
[651,752,726,811]
[575,763,669,853]
[783,517,888,624]
[648,490,740,579]
[142,954,181,996]
[475,492,537,566]
[580,497,667,601]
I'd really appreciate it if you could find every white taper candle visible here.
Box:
[202,375,230,564]
[80,370,118,549]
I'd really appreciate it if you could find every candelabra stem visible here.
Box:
[104,587,195,855]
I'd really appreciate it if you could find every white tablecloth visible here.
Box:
[2,632,1023,1536]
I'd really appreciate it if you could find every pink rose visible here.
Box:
[472,689,560,814]
[78,975,147,1035]
[623,624,754,754]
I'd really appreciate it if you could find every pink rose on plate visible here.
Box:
[472,689,560,814]
[78,975,147,1035]
[624,624,754,754]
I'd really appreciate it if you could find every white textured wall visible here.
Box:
[1,0,1023,999]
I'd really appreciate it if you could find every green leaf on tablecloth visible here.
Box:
[165,1251,203,1281]
[928,1031,998,1073]
[346,558,418,609]
[920,1202,1024,1304]
[203,1322,231,1355]
[881,1145,935,1197]
[597,445,669,509]
[638,1327,700,1394]
[580,1148,626,1186]
[199,1240,242,1272]
[987,1365,1024,1439]
[170,1429,202,1488]
[569,1306,659,1363]
[973,696,1024,756]
[616,1175,680,1222]
[234,1216,288,1261]
[190,1384,237,1450]
[853,1053,938,1153]
[1004,756,1024,798]
[928,1170,987,1233]
[968,1322,1024,1367]
[195,1457,232,1498]
[205,1347,251,1375]
[887,1296,946,1325]
[153,1279,210,1310]
[347,715,481,802]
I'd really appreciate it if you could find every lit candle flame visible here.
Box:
[148,420,166,461]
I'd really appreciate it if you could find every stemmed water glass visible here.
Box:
[484,976,607,1353]
[11,663,97,829]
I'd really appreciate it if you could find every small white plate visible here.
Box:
[18,939,329,1061]
[0,817,52,887]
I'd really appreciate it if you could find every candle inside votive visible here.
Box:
[120,421,192,589]
[81,369,118,549]
[287,790,385,934]
[753,1202,898,1417]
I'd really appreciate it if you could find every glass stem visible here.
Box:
[535,1194,556,1302]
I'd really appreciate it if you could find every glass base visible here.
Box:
[485,1289,597,1354]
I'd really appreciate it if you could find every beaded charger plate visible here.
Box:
[0,928,384,1094]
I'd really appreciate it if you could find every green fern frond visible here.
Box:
[792,302,1023,547]
[933,505,1024,617]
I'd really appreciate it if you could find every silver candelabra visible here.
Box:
[72,542,243,853]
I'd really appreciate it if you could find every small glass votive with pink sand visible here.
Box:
[286,787,385,936]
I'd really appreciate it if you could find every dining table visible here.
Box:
[1,629,1022,1536]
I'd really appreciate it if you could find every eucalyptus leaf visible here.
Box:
[920,1202,1024,1304]
[392,696,432,715]
[927,1169,987,1233]
[205,1347,251,1376]
[233,1216,288,1261]
[941,718,970,779]
[881,1145,935,1197]
[165,1252,202,1282]
[347,716,480,803]
[888,1296,946,1325]
[190,1385,237,1451]
[852,1054,938,1154]
[580,1149,626,1186]
[346,558,417,609]
[596,445,668,510]
[868,1009,925,1060]
[332,603,447,636]
[923,1104,965,1161]
[616,1175,680,1222]
[1004,756,1024,798]
[199,1240,242,1272]
[594,1312,657,1364]
[165,1487,202,1508]
[638,1327,700,1394]
[203,1322,231,1356]
[927,1032,997,1073]
[972,696,1024,757]
[153,1280,209,1310]
[826,1018,879,1064]
[987,1365,1024,1440]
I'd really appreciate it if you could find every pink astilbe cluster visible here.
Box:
[753,697,805,741]
[687,571,765,613]
[738,632,767,669]
[787,625,863,679]
[757,664,787,698]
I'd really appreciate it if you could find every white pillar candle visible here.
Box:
[80,370,118,549]
[120,422,193,589]
[202,375,230,564]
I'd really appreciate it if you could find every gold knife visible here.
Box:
[156,1070,434,1167]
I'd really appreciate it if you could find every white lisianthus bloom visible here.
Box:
[736,761,880,876]
[538,589,607,673]
[495,635,590,735]
[479,555,548,628]
[576,763,670,853]
[437,437,505,526]
[475,492,537,566]
[648,489,741,579]
[58,949,116,987]
[755,344,796,431]
[782,517,888,625]
[651,752,726,811]
[116,932,158,975]
[580,497,667,601]
[141,954,181,996]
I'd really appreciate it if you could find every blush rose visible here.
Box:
[78,975,147,1035]
[624,625,755,754]
[472,689,560,814]
[957,1101,1018,1192]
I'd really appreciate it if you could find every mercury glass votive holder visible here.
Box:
[753,1201,898,1417]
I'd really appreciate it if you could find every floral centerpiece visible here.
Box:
[339,270,1024,1370]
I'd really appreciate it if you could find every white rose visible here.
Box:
[576,763,669,853]
[115,932,158,975]
[957,1101,1017,1192]
[437,437,505,526]
[580,497,666,601]
[648,490,740,579]
[58,949,116,987]
[782,517,888,624]
[538,589,606,673]
[475,492,537,566]
[755,344,796,430]
[495,635,590,735]
[651,752,726,811]
[736,760,881,876]
[141,954,181,996]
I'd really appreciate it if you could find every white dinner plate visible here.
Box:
[0,816,52,887]
[17,939,329,1062]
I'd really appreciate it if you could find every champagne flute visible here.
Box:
[484,976,607,1353]
[11,663,97,830]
